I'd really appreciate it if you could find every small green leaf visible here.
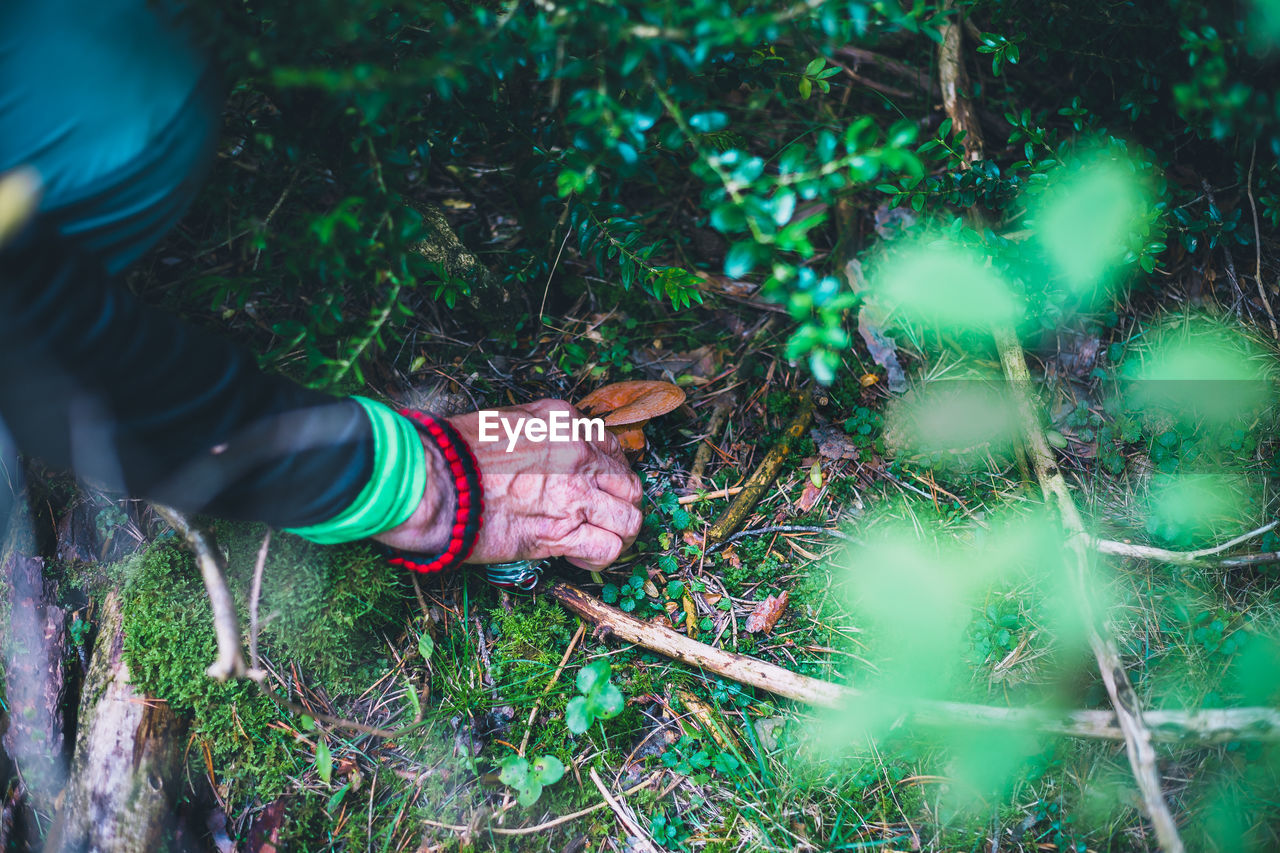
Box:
[531,755,565,785]
[405,679,421,719]
[517,782,544,807]
[689,111,728,132]
[804,56,825,76]
[593,682,626,718]
[326,782,351,812]
[566,695,592,734]
[316,739,332,785]
[577,659,611,695]
[418,633,434,660]
[299,714,316,732]
[724,241,756,279]
[499,755,530,788]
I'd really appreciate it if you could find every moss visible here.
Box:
[119,540,296,802]
[118,524,415,804]
[489,597,573,699]
[211,520,413,694]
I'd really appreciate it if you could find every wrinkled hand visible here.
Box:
[374,399,643,570]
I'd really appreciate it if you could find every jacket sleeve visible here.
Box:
[0,215,375,529]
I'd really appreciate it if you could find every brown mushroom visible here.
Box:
[576,381,686,454]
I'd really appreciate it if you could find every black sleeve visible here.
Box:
[0,215,374,529]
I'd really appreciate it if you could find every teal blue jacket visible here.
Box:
[0,0,375,528]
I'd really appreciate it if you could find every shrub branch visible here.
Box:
[993,325,1184,853]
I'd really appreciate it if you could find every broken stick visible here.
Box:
[544,580,1280,745]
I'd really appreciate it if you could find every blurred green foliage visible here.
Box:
[167,0,1280,388]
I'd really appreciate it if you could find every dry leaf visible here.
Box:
[798,478,823,513]
[811,425,861,460]
[682,595,698,634]
[745,592,789,634]
[844,258,907,392]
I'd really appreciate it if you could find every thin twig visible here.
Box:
[686,401,731,491]
[545,581,1280,744]
[518,624,585,757]
[246,530,271,681]
[152,505,246,681]
[705,393,815,544]
[589,767,661,853]
[502,624,586,810]
[1095,520,1278,566]
[678,486,744,505]
[1202,180,1243,307]
[1246,143,1278,338]
[711,524,856,553]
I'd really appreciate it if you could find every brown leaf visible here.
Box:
[811,425,861,460]
[744,592,789,634]
[798,478,823,513]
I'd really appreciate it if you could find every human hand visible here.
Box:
[374,399,643,570]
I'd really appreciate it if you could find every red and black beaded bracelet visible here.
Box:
[379,410,484,574]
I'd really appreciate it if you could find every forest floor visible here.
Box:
[9,238,1280,852]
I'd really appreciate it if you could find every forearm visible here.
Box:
[0,216,374,529]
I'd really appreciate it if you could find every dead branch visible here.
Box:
[994,326,1184,853]
[1,500,67,818]
[678,486,744,505]
[545,581,1280,745]
[151,505,247,681]
[938,0,984,164]
[705,392,814,544]
[1095,520,1278,567]
[45,590,188,852]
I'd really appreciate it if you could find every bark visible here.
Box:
[45,590,188,853]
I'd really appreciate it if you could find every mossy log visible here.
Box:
[45,590,188,853]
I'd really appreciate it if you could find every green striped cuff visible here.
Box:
[284,397,427,544]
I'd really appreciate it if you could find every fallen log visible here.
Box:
[1,501,68,819]
[45,590,189,853]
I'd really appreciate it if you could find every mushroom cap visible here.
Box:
[576,381,687,426]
